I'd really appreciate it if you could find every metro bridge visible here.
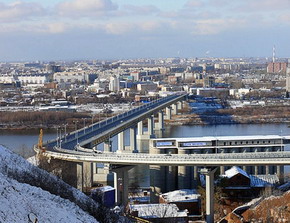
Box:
[42,148,290,166]
[37,93,290,223]
[44,93,186,151]
[39,147,290,223]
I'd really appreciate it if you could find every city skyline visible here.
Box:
[0,0,290,61]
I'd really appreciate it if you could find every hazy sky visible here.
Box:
[0,0,290,61]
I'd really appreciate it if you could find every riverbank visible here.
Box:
[1,104,290,130]
[166,113,290,125]
[0,111,110,130]
[165,105,290,126]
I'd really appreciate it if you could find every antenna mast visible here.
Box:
[272,45,276,63]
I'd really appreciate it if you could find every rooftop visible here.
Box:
[154,135,287,142]
[129,204,188,218]
[161,189,200,203]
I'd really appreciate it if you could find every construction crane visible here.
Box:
[38,129,45,152]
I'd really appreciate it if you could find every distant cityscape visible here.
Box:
[0,56,290,110]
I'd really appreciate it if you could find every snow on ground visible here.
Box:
[0,145,99,223]
[27,155,38,166]
[0,172,98,223]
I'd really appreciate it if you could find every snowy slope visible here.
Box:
[0,145,99,223]
[0,172,98,223]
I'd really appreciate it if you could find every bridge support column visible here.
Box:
[76,162,93,192]
[114,166,134,206]
[150,146,166,203]
[171,103,178,115]
[165,107,172,120]
[177,101,183,110]
[193,166,198,188]
[130,126,138,153]
[166,149,176,192]
[242,148,248,172]
[253,148,259,175]
[158,111,165,131]
[104,140,111,152]
[200,167,217,223]
[117,132,125,153]
[220,149,225,175]
[178,149,190,189]
[147,115,155,138]
[277,165,284,183]
[265,165,269,175]
[191,151,198,188]
[77,162,83,191]
[254,166,258,176]
[137,121,143,135]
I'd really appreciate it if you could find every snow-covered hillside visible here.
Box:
[0,145,103,222]
[0,172,98,223]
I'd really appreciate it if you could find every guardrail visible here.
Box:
[38,150,290,166]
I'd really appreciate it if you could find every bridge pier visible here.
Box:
[177,101,183,110]
[113,166,134,206]
[171,103,178,115]
[137,121,148,140]
[157,111,165,131]
[117,132,125,153]
[178,149,190,189]
[76,162,93,192]
[200,167,217,223]
[137,121,143,136]
[150,146,166,203]
[166,149,177,192]
[104,140,112,152]
[165,107,172,120]
[277,165,284,183]
[130,126,138,153]
[147,115,155,138]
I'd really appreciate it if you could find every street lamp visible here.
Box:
[82,118,86,134]
[56,126,59,148]
[73,121,79,144]
[59,126,62,148]
[91,115,94,131]
[64,124,68,142]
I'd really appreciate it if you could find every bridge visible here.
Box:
[44,93,186,151]
[37,94,290,223]
[40,147,290,223]
[42,149,290,166]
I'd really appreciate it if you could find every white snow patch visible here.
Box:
[0,172,98,223]
[129,204,188,218]
[224,166,249,179]
[27,155,38,166]
[0,145,99,223]
[160,189,200,202]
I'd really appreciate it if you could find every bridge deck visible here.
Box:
[44,94,185,150]
[41,149,290,166]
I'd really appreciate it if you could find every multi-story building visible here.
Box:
[0,73,48,85]
[267,62,287,74]
[109,76,120,92]
[53,71,97,84]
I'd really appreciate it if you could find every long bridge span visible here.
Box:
[37,94,290,223]
[45,93,186,150]
[42,149,290,166]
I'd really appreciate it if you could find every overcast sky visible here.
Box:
[0,0,290,61]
